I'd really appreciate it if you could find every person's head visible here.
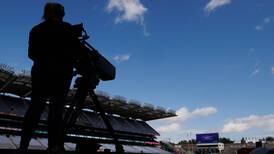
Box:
[42,2,65,21]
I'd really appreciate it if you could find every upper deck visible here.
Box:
[0,64,176,121]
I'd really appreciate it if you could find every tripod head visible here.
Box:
[71,23,116,89]
[71,23,90,41]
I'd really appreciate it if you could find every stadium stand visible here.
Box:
[0,64,176,153]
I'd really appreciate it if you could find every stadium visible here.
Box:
[0,64,176,154]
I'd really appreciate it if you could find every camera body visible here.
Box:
[72,24,116,81]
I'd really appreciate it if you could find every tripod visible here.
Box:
[64,72,124,153]
[64,24,122,152]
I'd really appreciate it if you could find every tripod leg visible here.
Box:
[64,78,89,129]
[89,90,124,153]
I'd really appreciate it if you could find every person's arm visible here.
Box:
[28,28,39,61]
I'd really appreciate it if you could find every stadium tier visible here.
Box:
[0,64,176,153]
[0,64,176,121]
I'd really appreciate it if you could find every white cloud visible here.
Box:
[149,106,217,142]
[221,114,274,133]
[264,17,271,23]
[106,0,147,24]
[166,107,217,123]
[204,0,231,14]
[249,68,260,77]
[192,107,217,117]
[255,25,263,31]
[157,123,180,133]
[113,54,130,63]
[106,0,150,36]
[255,17,274,31]
[272,67,274,75]
[249,61,261,77]
[222,122,249,133]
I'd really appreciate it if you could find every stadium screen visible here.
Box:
[196,133,219,144]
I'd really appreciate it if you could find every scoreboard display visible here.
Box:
[196,133,219,144]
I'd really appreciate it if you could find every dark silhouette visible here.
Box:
[18,2,78,154]
[61,23,122,153]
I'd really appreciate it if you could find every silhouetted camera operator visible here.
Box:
[18,2,79,154]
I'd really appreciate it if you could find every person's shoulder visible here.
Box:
[61,22,75,33]
[62,21,73,28]
[30,22,46,33]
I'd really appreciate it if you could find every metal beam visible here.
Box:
[0,76,17,92]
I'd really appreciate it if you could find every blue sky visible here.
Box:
[1,0,274,143]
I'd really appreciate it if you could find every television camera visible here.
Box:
[64,23,124,153]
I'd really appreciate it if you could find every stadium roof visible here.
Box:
[0,64,176,121]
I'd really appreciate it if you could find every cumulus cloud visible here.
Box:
[204,0,231,14]
[113,54,131,63]
[106,0,147,23]
[192,107,218,117]
[272,67,274,75]
[165,107,217,123]
[255,17,274,31]
[221,114,274,133]
[106,0,150,36]
[157,123,180,133]
[149,106,217,142]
